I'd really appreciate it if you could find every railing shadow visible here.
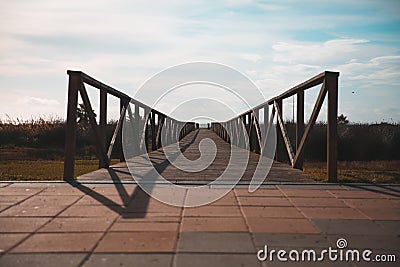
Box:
[67,130,200,218]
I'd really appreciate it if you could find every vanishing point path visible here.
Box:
[78,129,313,183]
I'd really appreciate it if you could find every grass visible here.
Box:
[1,158,398,183]
[303,160,400,183]
[0,159,120,181]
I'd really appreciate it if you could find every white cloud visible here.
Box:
[19,96,60,106]
[0,1,399,123]
[272,39,369,64]
[338,55,400,87]
[240,53,262,62]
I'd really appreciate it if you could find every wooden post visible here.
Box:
[134,104,140,152]
[253,109,261,153]
[240,115,246,148]
[168,119,172,145]
[223,123,227,142]
[246,113,252,151]
[150,111,157,151]
[326,72,339,182]
[63,73,80,180]
[99,89,108,168]
[234,119,239,147]
[175,122,180,141]
[176,121,179,141]
[262,105,269,153]
[145,110,149,152]
[169,120,176,144]
[295,90,304,169]
[156,114,164,148]
[226,122,229,142]
[119,99,125,162]
[275,99,285,162]
[228,121,231,144]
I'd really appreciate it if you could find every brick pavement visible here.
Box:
[0,182,399,267]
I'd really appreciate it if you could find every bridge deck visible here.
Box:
[78,129,314,183]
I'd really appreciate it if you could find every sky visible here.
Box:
[0,0,399,123]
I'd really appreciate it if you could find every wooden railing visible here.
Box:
[63,70,195,180]
[212,71,339,182]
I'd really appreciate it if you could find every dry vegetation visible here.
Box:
[304,160,400,183]
[0,117,399,182]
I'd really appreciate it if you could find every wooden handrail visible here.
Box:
[63,70,196,180]
[211,71,339,182]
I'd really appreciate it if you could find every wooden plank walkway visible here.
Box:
[78,129,314,183]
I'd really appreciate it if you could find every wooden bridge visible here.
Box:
[3,71,400,267]
[63,70,339,183]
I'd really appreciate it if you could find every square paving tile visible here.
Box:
[0,204,69,217]
[39,217,114,232]
[290,197,347,207]
[278,184,346,190]
[0,195,31,204]
[121,212,180,218]
[246,217,319,234]
[0,233,29,252]
[0,253,87,267]
[174,253,261,267]
[374,220,400,235]
[252,233,331,248]
[12,233,102,252]
[21,195,81,206]
[95,231,177,252]
[311,219,394,236]
[177,232,255,253]
[83,253,173,267]
[184,205,242,217]
[59,205,120,218]
[242,206,304,218]
[184,192,237,206]
[280,189,333,198]
[208,194,238,206]
[354,207,400,220]
[38,186,86,196]
[75,195,130,206]
[298,207,368,219]
[0,187,43,196]
[343,199,400,209]
[327,234,400,250]
[110,221,179,232]
[181,217,247,232]
[237,197,292,207]
[0,217,50,233]
[90,185,137,196]
[0,204,12,213]
[124,201,182,215]
[328,190,388,199]
[235,189,284,197]
[116,216,181,223]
